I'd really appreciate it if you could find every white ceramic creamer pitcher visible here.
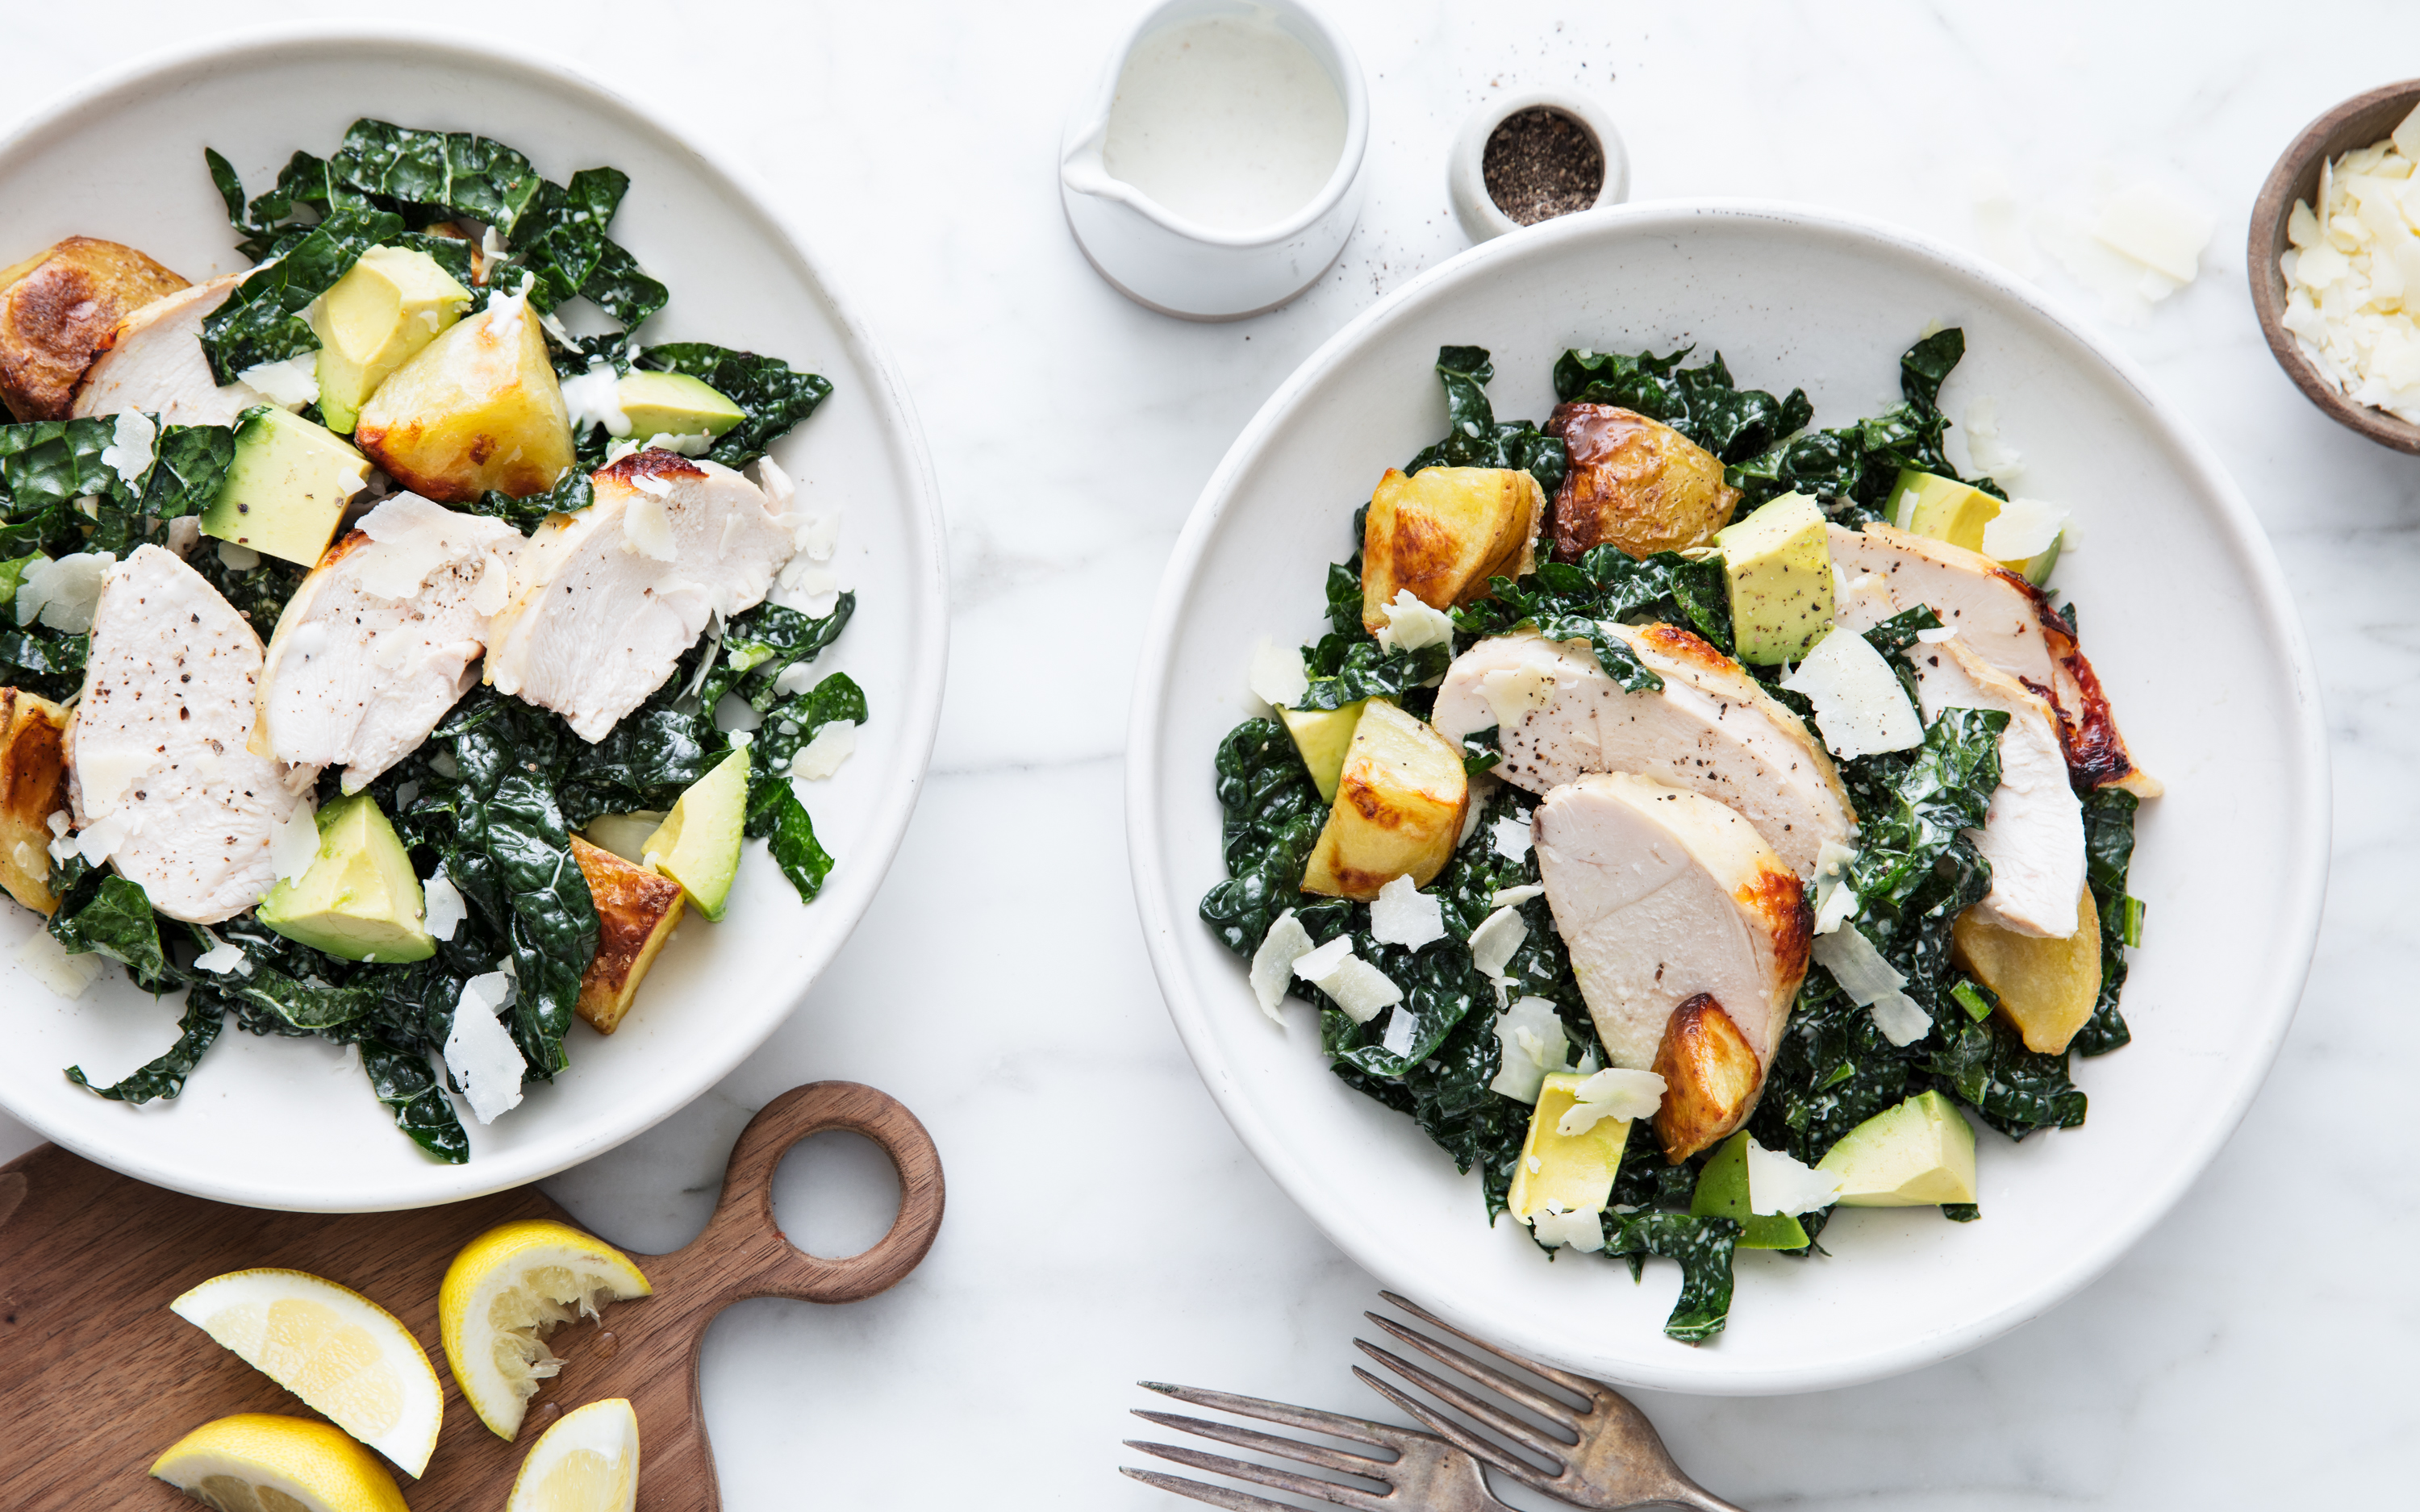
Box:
[1060,0,1369,320]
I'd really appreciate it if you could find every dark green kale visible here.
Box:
[358,1038,471,1164]
[1729,330,2000,512]
[1923,1015,2088,1137]
[1604,1211,1742,1344]
[1553,346,1813,465]
[45,860,174,992]
[636,345,834,470]
[2072,786,2141,1056]
[1199,719,1325,956]
[1455,543,1731,659]
[1405,346,1567,499]
[66,997,223,1105]
[470,467,591,534]
[1296,637,1451,711]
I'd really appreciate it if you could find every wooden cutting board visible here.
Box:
[0,1080,945,1510]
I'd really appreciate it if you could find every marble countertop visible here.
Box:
[2,1,2412,1505]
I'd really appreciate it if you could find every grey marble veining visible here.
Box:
[2,1,2414,1505]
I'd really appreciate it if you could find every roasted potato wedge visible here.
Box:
[1546,402,1740,560]
[1300,700,1469,901]
[1650,992,1763,1162]
[354,294,575,502]
[0,688,70,914]
[1952,885,2102,1054]
[1358,465,1542,633]
[0,238,189,421]
[570,835,686,1034]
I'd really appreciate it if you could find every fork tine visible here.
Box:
[1130,1410,1395,1481]
[1354,1339,1573,1467]
[1375,1291,1603,1400]
[1363,1312,1583,1432]
[1351,1366,1554,1492]
[1137,1381,1413,1452]
[1120,1464,1300,1512]
[1125,1440,1389,1512]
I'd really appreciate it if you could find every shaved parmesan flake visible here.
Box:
[102,410,156,486]
[621,493,678,561]
[1813,925,1932,1046]
[2092,181,2214,284]
[15,552,113,634]
[1248,638,1310,709]
[1490,881,1545,910]
[421,867,466,942]
[192,928,252,976]
[1809,839,1860,936]
[1479,661,1556,731]
[1556,1068,1665,1135]
[1291,934,1354,982]
[559,364,631,437]
[1746,1137,1844,1217]
[73,810,133,868]
[1467,905,1528,981]
[1370,874,1447,950]
[755,455,798,511]
[793,512,839,562]
[1913,625,1959,644]
[2280,104,2420,425]
[1981,496,2066,561]
[16,928,102,998]
[791,719,857,781]
[1781,629,1921,760]
[1250,909,1314,1021]
[1458,791,1489,848]
[1316,956,1404,1024]
[1487,996,1568,1102]
[1373,589,1455,653]
[444,972,526,1123]
[1490,813,1532,860]
[1379,1004,1420,1056]
[1527,1206,1604,1252]
[269,801,321,882]
[238,354,321,409]
[217,541,260,571]
[165,515,202,557]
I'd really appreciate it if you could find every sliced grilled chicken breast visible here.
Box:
[69,276,274,425]
[1533,773,1810,1073]
[1830,522,2155,796]
[485,450,794,742]
[1909,636,2085,939]
[69,544,300,922]
[1431,625,1854,877]
[258,494,522,793]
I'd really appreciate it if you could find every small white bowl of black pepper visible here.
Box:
[1448,90,1627,242]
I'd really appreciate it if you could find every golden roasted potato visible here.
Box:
[570,835,686,1034]
[0,688,69,914]
[1650,992,1763,1162]
[354,294,574,502]
[1300,701,1469,901]
[1358,466,1542,634]
[0,238,188,421]
[1545,402,1740,560]
[1952,885,2102,1054]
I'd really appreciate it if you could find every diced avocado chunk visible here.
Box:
[642,747,749,921]
[1714,491,1832,666]
[1817,1089,1979,1206]
[257,793,435,963]
[311,246,474,435]
[1507,1071,1632,1225]
[1279,700,1370,804]
[1689,1131,1810,1250]
[1888,467,2001,552]
[198,406,369,568]
[615,371,745,439]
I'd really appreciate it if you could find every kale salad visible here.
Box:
[1203,333,2157,1342]
[0,119,861,1164]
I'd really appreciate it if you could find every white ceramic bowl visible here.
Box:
[1127,202,2330,1394]
[0,26,948,1212]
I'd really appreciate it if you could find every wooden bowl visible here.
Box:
[2248,77,2420,453]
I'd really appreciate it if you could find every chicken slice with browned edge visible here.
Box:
[485,450,795,742]
[1908,635,2085,939]
[69,544,302,923]
[258,494,523,793]
[1830,521,2155,795]
[1430,624,1854,877]
[70,275,275,426]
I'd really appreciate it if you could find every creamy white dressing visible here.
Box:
[1102,14,1344,231]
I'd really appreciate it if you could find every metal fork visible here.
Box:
[1121,1380,1509,1510]
[1353,1291,1746,1511]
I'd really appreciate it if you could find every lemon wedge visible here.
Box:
[507,1397,640,1512]
[151,1413,410,1512]
[440,1218,653,1440]
[169,1269,442,1478]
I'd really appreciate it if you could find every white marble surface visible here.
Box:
[2,1,2414,1505]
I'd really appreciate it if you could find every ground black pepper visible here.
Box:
[1482,106,1605,226]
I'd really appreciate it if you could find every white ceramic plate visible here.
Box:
[1127,202,2330,1394]
[0,26,948,1212]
